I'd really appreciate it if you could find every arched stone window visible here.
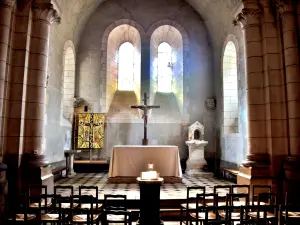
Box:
[105,24,141,113]
[150,25,184,119]
[61,41,75,123]
[157,42,173,92]
[118,42,135,91]
[223,41,238,134]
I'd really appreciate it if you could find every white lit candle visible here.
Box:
[148,162,153,171]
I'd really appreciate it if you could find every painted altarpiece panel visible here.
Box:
[77,113,105,149]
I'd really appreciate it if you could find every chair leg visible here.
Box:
[180,207,183,225]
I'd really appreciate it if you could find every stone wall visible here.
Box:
[77,0,214,160]
[41,0,245,167]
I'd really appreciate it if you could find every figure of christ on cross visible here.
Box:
[131,93,160,145]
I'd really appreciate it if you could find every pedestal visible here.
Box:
[137,177,164,225]
[185,140,208,175]
[65,150,81,177]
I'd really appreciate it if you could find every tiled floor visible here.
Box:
[55,172,233,200]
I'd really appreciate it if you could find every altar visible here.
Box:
[108,145,182,183]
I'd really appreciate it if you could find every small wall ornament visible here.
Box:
[206,98,216,110]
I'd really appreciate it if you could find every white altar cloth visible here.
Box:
[108,145,182,178]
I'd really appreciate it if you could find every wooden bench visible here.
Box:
[52,166,67,181]
[220,168,239,182]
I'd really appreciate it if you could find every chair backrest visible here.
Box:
[257,192,278,206]
[72,194,98,210]
[39,194,61,211]
[231,185,250,195]
[54,185,74,196]
[226,193,249,206]
[79,185,99,199]
[213,185,231,198]
[186,186,205,199]
[196,193,219,207]
[104,194,127,211]
[56,196,75,209]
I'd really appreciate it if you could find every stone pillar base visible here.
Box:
[21,154,54,196]
[237,165,272,198]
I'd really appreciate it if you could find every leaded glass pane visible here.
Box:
[157,42,172,92]
[118,42,134,91]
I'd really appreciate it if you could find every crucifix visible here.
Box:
[131,93,160,145]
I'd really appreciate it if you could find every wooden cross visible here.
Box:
[131,93,160,145]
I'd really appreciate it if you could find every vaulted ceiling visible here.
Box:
[54,0,240,48]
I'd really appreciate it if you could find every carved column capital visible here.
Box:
[0,0,16,8]
[234,8,262,28]
[276,0,295,16]
[32,0,61,24]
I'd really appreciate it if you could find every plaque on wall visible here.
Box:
[77,113,105,149]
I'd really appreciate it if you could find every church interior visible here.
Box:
[1,0,300,224]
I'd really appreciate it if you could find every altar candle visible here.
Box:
[148,162,154,171]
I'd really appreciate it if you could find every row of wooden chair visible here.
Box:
[7,192,131,225]
[180,184,300,225]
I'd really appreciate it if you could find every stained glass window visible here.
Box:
[118,42,134,90]
[157,42,172,92]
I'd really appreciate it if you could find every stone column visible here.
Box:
[260,0,288,199]
[277,0,300,158]
[277,0,300,203]
[0,0,15,158]
[21,0,60,191]
[235,0,271,191]
[0,0,14,219]
[235,1,269,167]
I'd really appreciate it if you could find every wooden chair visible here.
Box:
[213,185,231,197]
[189,193,218,225]
[79,186,102,210]
[7,193,37,224]
[103,195,129,225]
[248,193,278,224]
[69,195,101,224]
[38,194,64,225]
[218,193,249,222]
[56,195,78,209]
[54,185,74,196]
[280,204,300,225]
[68,208,95,225]
[28,185,50,209]
[280,192,300,225]
[240,205,260,225]
[180,186,205,225]
[200,206,231,225]
[251,185,271,205]
[103,210,132,225]
[205,185,231,207]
